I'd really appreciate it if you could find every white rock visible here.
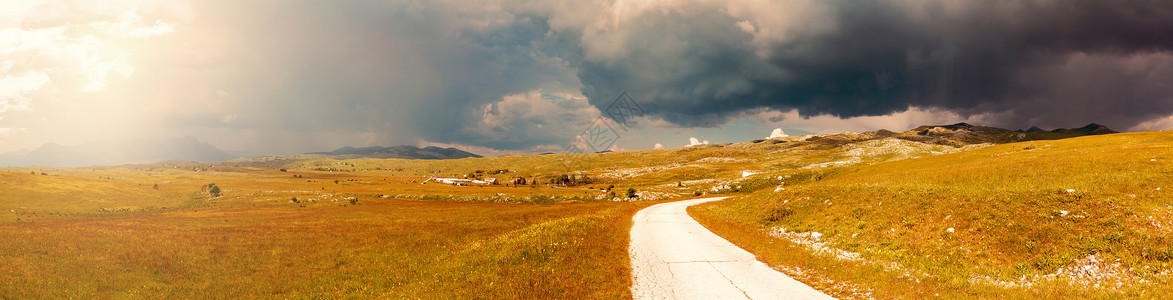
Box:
[1059,210,1069,217]
[946,227,955,233]
[1065,189,1076,193]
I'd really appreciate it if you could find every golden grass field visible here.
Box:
[692,131,1173,298]
[3,128,1171,298]
[0,158,665,298]
[0,187,656,298]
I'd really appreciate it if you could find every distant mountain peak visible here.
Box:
[1078,123,1117,133]
[1028,126,1046,132]
[1050,123,1118,134]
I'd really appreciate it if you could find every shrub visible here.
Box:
[759,207,794,225]
[626,188,637,199]
[206,183,222,197]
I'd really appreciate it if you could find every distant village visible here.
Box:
[423,176,498,186]
[420,168,510,186]
[419,169,597,187]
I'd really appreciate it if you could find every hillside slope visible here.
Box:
[691,131,1173,298]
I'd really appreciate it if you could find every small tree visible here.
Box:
[207,183,221,197]
[153,183,159,190]
[626,188,637,199]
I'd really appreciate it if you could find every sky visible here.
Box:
[4,0,1173,159]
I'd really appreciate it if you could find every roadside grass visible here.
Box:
[691,131,1173,298]
[0,198,656,298]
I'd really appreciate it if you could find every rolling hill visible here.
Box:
[3,122,1167,298]
[691,130,1173,298]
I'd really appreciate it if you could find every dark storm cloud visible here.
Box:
[178,0,585,151]
[559,0,1173,130]
[103,0,1173,156]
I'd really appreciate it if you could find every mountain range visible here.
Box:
[0,123,1114,167]
[0,137,236,168]
[754,122,1117,147]
[307,145,482,159]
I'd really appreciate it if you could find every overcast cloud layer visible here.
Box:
[3,0,1173,158]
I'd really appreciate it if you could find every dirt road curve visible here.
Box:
[630,197,834,300]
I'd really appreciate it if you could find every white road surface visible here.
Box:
[630,197,835,300]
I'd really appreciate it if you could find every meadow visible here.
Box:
[0,188,655,298]
[0,160,661,298]
[691,131,1173,298]
[2,126,1165,298]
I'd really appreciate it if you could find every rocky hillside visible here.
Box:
[751,122,1117,148]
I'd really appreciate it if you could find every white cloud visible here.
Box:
[0,71,49,114]
[767,127,787,138]
[0,0,190,153]
[740,106,1013,134]
[0,127,25,138]
[463,89,601,149]
[1129,115,1173,132]
[685,137,709,147]
[0,0,180,106]
[653,143,663,149]
[91,16,176,38]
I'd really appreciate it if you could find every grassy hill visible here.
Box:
[0,122,1150,297]
[691,131,1173,298]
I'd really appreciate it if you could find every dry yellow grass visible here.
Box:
[0,198,655,298]
[0,127,1148,298]
[691,131,1173,298]
[0,158,666,298]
